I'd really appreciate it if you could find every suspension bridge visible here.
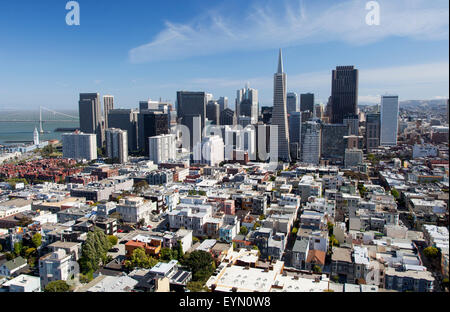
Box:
[0,106,79,133]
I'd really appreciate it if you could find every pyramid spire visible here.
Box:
[277,48,284,74]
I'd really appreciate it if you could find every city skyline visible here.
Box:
[0,0,448,110]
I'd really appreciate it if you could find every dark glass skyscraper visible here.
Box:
[79,93,104,148]
[176,91,207,131]
[108,109,139,152]
[142,112,169,155]
[330,66,358,124]
[300,93,314,113]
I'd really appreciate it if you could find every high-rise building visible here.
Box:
[300,93,314,113]
[108,109,139,152]
[103,95,114,129]
[223,125,256,161]
[288,112,302,161]
[218,97,228,112]
[301,121,321,165]
[141,112,169,155]
[236,85,258,124]
[105,128,128,164]
[321,124,348,163]
[62,132,97,161]
[79,93,104,148]
[261,107,273,124]
[287,92,299,115]
[193,135,224,166]
[314,103,324,120]
[330,66,358,124]
[380,95,399,146]
[220,108,236,126]
[206,101,220,125]
[366,113,380,152]
[272,49,290,162]
[148,134,176,164]
[177,91,207,131]
[343,114,359,136]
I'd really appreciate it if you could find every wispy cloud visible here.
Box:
[129,0,448,63]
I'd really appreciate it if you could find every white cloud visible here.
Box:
[129,0,448,63]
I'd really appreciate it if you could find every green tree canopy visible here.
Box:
[107,235,118,246]
[32,233,42,248]
[44,280,70,292]
[391,188,400,199]
[183,250,215,283]
[423,246,439,259]
[79,227,112,274]
[126,247,158,270]
[239,226,248,235]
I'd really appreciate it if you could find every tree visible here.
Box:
[187,281,209,292]
[138,218,146,227]
[32,233,42,249]
[126,248,158,270]
[312,265,322,274]
[423,246,439,259]
[327,222,334,236]
[44,280,70,292]
[391,188,400,199]
[291,227,298,236]
[24,247,36,259]
[253,222,261,230]
[176,240,184,260]
[239,226,248,236]
[79,227,112,274]
[133,181,149,194]
[107,235,118,246]
[160,248,175,262]
[13,242,22,257]
[0,243,2,252]
[259,214,266,221]
[183,251,215,283]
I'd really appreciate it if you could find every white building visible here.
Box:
[148,134,176,164]
[193,135,224,166]
[39,249,75,288]
[380,95,399,146]
[224,125,256,161]
[62,132,97,161]
[105,128,128,163]
[3,275,41,292]
[115,196,156,224]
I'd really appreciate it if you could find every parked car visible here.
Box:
[109,248,119,253]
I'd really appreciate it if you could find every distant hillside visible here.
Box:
[399,99,448,108]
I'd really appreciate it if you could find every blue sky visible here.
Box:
[0,0,448,110]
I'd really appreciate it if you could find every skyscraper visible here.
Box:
[206,101,220,125]
[177,91,207,131]
[79,93,104,148]
[321,124,348,163]
[365,113,380,152]
[301,121,321,165]
[220,108,236,126]
[380,95,399,146]
[218,97,228,112]
[288,112,302,161]
[142,112,169,155]
[108,109,139,152]
[300,93,314,113]
[330,66,359,124]
[271,49,290,162]
[236,85,258,124]
[103,95,114,129]
[105,128,128,164]
[287,92,299,115]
